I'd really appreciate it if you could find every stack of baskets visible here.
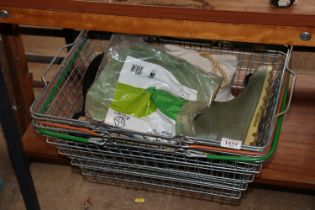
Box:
[30,31,295,200]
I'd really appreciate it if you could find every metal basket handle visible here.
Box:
[277,67,296,117]
[41,43,75,87]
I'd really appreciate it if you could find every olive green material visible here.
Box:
[194,68,271,144]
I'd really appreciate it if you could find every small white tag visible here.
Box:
[220,138,242,150]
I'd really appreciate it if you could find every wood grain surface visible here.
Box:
[256,74,315,189]
[22,74,315,189]
[74,0,315,13]
[0,25,34,135]
[22,124,65,161]
[1,0,315,27]
[0,38,26,135]
[1,7,315,46]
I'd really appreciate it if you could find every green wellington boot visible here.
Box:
[194,66,272,146]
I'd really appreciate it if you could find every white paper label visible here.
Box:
[220,138,242,150]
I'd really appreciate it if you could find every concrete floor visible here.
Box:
[0,34,315,210]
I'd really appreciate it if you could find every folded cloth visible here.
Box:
[85,35,222,137]
[164,44,238,102]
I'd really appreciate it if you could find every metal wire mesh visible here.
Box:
[71,158,248,190]
[47,138,261,175]
[81,167,243,199]
[31,32,288,152]
[30,31,290,199]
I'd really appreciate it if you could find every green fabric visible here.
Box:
[85,36,222,135]
[206,73,290,162]
[194,69,271,144]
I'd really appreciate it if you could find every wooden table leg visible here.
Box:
[0,64,41,210]
[0,24,34,136]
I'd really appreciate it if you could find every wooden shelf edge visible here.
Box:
[22,123,66,162]
[2,0,315,27]
[2,7,315,46]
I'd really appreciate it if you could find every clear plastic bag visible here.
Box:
[85,34,222,137]
[163,44,238,102]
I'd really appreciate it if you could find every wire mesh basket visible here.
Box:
[30,31,295,199]
[46,136,256,199]
[31,31,294,155]
[47,138,260,179]
[81,167,244,199]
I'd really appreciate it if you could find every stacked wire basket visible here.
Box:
[30,31,295,200]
